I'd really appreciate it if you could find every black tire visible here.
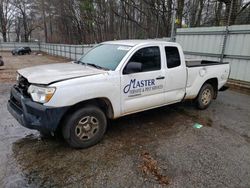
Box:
[196,83,214,110]
[62,106,107,149]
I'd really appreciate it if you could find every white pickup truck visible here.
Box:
[8,40,230,148]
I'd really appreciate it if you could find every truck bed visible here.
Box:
[184,59,230,100]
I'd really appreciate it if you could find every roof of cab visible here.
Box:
[102,39,177,47]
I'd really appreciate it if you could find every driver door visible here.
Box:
[121,46,166,115]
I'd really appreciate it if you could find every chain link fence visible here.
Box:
[0,42,94,60]
[0,27,250,83]
[40,43,94,60]
[0,42,40,51]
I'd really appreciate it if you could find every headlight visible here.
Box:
[28,85,56,103]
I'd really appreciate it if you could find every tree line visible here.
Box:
[0,0,249,44]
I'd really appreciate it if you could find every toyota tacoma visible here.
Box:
[7,40,230,148]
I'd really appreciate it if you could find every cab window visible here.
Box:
[165,47,181,68]
[123,46,161,74]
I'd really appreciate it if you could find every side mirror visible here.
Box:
[123,62,142,74]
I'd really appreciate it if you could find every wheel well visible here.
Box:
[66,98,114,119]
[203,78,218,99]
[56,98,114,133]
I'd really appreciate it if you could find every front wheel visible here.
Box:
[196,83,214,110]
[62,106,107,149]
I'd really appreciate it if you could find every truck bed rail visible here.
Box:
[186,60,229,68]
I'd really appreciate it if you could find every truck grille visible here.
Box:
[10,94,22,109]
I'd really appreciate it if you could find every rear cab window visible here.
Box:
[165,46,181,68]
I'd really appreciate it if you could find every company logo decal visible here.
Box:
[123,79,163,97]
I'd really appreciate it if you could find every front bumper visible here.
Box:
[7,86,68,133]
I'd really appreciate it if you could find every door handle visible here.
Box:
[156,76,165,80]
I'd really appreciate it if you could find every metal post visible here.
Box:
[64,45,66,58]
[75,46,77,60]
[60,45,61,56]
[69,45,71,59]
[38,41,41,52]
[220,0,233,63]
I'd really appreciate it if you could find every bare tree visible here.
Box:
[0,0,14,41]
[217,0,250,25]
[2,0,249,44]
[11,0,39,41]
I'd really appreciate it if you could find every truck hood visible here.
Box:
[18,62,106,85]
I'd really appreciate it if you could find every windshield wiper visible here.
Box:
[85,63,110,71]
[75,60,109,70]
[74,60,82,64]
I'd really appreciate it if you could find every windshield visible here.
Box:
[78,44,132,70]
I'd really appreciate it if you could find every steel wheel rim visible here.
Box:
[201,88,212,105]
[75,116,99,141]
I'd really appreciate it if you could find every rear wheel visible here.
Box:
[62,106,107,149]
[196,83,214,110]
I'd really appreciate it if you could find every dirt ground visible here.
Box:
[0,52,250,187]
[0,52,67,83]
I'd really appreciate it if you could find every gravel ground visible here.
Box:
[0,52,250,187]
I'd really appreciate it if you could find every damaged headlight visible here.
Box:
[28,85,56,104]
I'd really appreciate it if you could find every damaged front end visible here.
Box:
[7,75,68,134]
